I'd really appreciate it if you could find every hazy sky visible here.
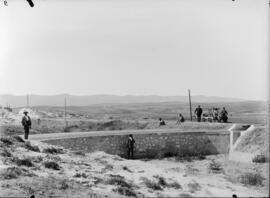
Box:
[0,0,268,100]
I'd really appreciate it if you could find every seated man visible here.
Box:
[177,113,185,124]
[159,118,166,126]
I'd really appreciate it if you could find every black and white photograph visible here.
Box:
[0,0,269,197]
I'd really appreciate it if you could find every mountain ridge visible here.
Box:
[0,94,247,107]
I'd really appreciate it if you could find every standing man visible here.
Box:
[127,134,135,159]
[194,105,203,122]
[21,111,31,140]
[220,107,228,123]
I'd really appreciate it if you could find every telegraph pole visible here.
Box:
[26,94,29,108]
[64,96,67,127]
[188,89,192,121]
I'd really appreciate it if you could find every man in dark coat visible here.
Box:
[21,111,32,140]
[194,105,203,122]
[127,134,135,159]
[220,107,228,123]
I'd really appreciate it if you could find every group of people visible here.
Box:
[194,105,229,123]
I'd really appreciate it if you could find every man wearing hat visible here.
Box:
[21,111,32,140]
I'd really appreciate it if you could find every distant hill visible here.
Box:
[0,94,245,107]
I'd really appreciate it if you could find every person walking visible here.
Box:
[127,134,135,159]
[194,105,203,122]
[21,111,32,140]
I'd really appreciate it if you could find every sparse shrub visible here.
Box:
[0,148,12,157]
[154,175,167,187]
[106,175,132,189]
[43,147,64,154]
[93,177,104,185]
[31,156,43,163]
[238,172,264,186]
[59,180,69,190]
[73,150,86,156]
[140,177,163,190]
[0,136,13,146]
[24,142,40,152]
[44,161,60,170]
[0,167,22,179]
[113,186,137,197]
[74,172,87,178]
[208,160,222,173]
[252,154,267,163]
[168,181,182,189]
[14,157,34,167]
[0,166,35,179]
[13,135,25,143]
[187,181,201,193]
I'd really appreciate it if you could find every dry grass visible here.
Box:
[13,157,34,167]
[0,136,13,146]
[24,142,40,152]
[140,177,163,191]
[208,160,223,173]
[43,147,64,154]
[238,172,265,186]
[0,148,13,157]
[44,161,61,170]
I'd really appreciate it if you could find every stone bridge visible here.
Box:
[30,125,242,159]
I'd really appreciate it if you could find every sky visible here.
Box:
[0,0,269,100]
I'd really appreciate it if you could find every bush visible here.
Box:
[73,150,86,156]
[13,135,25,143]
[208,160,222,173]
[14,157,34,167]
[43,147,64,154]
[0,148,12,157]
[154,175,167,187]
[44,161,61,170]
[0,167,22,179]
[238,172,264,186]
[0,166,35,179]
[140,177,162,190]
[59,180,69,190]
[252,154,267,163]
[187,181,201,193]
[73,172,87,178]
[168,181,182,189]
[25,142,40,152]
[0,136,13,146]
[113,186,137,197]
[106,175,132,189]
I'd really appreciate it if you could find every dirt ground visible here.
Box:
[0,136,268,198]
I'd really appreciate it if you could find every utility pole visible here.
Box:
[64,97,67,127]
[26,94,29,108]
[188,89,192,121]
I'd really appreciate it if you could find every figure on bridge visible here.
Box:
[176,113,185,124]
[127,134,135,159]
[21,111,32,140]
[159,118,166,126]
[194,105,203,122]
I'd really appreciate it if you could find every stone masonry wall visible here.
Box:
[44,131,239,159]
